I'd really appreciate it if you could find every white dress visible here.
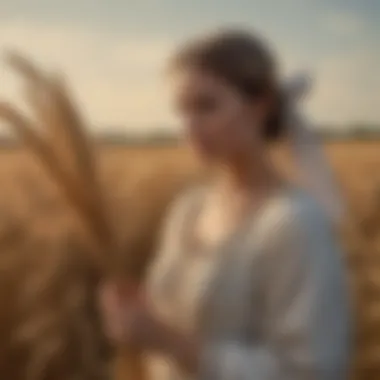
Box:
[145,184,351,380]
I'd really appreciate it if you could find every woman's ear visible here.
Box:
[249,93,274,127]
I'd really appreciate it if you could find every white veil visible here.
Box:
[283,74,346,227]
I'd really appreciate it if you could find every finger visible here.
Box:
[98,281,120,312]
[98,281,138,322]
[115,280,141,302]
[101,303,138,345]
[103,315,128,343]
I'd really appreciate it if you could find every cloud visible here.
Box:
[0,20,176,132]
[0,17,378,134]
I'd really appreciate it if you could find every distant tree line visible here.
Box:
[0,124,379,148]
[318,123,380,141]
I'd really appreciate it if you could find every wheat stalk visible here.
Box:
[0,51,147,380]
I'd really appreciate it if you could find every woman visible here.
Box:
[99,29,351,379]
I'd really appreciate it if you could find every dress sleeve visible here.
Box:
[198,198,351,380]
[145,187,199,313]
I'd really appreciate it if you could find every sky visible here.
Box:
[0,0,379,133]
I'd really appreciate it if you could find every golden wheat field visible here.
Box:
[0,141,379,380]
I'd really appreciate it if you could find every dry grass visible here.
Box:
[0,144,201,380]
[0,47,378,380]
[0,141,379,379]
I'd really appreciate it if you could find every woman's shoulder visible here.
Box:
[258,186,333,242]
[247,186,343,272]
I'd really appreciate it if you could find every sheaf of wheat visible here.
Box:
[0,51,154,380]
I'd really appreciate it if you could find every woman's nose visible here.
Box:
[185,115,202,135]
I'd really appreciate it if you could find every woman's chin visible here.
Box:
[194,146,218,163]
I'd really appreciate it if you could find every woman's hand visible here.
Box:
[98,279,201,374]
[98,280,164,351]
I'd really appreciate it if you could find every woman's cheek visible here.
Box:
[216,115,239,148]
[188,126,215,157]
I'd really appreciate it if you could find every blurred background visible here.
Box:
[0,1,379,380]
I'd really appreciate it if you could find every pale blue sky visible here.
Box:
[0,0,379,132]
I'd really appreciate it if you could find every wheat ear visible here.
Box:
[0,51,147,380]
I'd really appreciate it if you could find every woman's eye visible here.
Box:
[193,95,218,113]
[175,94,219,116]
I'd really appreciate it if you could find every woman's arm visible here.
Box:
[145,187,198,311]
[101,191,351,379]
[189,199,352,380]
[99,186,205,359]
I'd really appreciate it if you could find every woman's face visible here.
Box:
[171,68,266,164]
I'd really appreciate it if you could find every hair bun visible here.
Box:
[263,88,287,141]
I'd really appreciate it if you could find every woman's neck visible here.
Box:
[216,150,281,200]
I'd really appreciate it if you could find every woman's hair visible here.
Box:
[170,29,286,141]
